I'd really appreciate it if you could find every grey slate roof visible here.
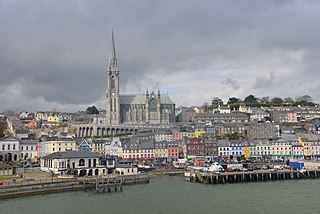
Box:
[119,94,174,105]
[0,136,19,141]
[123,140,155,150]
[42,151,100,159]
[20,140,39,145]
[195,112,248,117]
[115,163,135,168]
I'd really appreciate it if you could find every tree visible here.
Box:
[244,94,257,103]
[283,97,294,104]
[211,97,224,108]
[86,106,99,114]
[296,95,313,103]
[261,96,270,103]
[225,132,240,140]
[227,97,240,104]
[201,102,211,112]
[271,97,283,104]
[264,116,272,122]
[0,120,6,138]
[294,95,315,106]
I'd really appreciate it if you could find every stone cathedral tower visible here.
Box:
[106,31,120,125]
[104,31,175,126]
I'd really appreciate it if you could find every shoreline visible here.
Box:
[0,174,149,200]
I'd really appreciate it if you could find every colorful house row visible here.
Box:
[78,137,179,163]
[186,137,320,161]
[35,111,72,124]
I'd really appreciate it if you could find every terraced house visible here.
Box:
[39,138,77,160]
[122,140,154,162]
[251,140,271,160]
[154,141,169,162]
[20,139,38,162]
[217,140,230,159]
[291,141,304,160]
[204,141,218,161]
[298,138,313,160]
[271,141,292,160]
[187,138,205,158]
[229,141,244,159]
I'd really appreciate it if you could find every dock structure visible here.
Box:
[188,170,320,185]
[81,173,149,193]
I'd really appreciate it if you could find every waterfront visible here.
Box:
[1,176,320,214]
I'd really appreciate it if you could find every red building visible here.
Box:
[168,141,179,160]
[187,138,204,158]
[25,119,38,129]
[172,130,180,141]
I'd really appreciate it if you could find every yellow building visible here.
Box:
[41,139,77,157]
[47,114,59,123]
[154,142,169,160]
[298,137,311,159]
[243,145,251,159]
[298,137,313,159]
[91,141,104,155]
[194,131,205,138]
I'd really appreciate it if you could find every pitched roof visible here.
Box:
[119,94,174,105]
[42,151,100,159]
[20,139,39,145]
[0,136,19,142]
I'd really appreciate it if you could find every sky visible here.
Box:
[1,0,320,113]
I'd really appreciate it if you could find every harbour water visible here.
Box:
[1,176,320,214]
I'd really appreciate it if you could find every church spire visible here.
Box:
[108,30,118,69]
[111,30,116,59]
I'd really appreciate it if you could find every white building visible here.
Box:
[105,137,121,157]
[0,136,20,162]
[41,151,107,176]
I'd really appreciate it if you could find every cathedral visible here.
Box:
[105,32,175,125]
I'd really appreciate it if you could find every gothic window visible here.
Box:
[150,99,157,112]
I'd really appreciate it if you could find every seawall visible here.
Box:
[0,174,149,200]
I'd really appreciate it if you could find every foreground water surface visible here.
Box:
[1,176,320,214]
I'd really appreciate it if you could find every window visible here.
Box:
[79,159,85,166]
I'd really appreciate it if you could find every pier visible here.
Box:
[187,170,320,184]
[81,174,149,193]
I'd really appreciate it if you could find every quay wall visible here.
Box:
[0,174,149,200]
[0,181,82,199]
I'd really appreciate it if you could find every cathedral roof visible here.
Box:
[119,95,174,105]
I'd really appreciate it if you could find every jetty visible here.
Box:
[81,174,149,193]
[187,169,320,184]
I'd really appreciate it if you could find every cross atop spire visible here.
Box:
[108,30,118,70]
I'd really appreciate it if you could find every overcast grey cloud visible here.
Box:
[1,0,320,112]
